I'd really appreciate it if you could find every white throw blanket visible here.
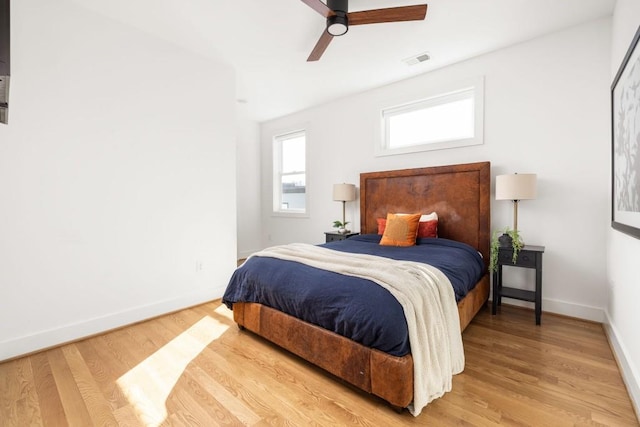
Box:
[252,243,464,416]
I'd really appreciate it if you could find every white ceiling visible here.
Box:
[74,0,615,122]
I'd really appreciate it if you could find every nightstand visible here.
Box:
[492,245,545,325]
[324,232,359,243]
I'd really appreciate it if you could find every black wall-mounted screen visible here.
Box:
[0,0,8,76]
[0,0,9,123]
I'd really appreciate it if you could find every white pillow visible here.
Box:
[420,212,438,221]
[397,212,438,222]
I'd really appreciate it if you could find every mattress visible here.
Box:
[222,234,484,357]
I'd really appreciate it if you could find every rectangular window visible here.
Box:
[273,130,307,215]
[379,77,484,156]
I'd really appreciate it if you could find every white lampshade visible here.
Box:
[333,183,356,202]
[495,174,537,201]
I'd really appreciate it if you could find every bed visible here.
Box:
[223,161,490,413]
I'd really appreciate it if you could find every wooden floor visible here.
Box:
[1,302,638,426]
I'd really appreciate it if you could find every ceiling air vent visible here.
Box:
[0,0,9,124]
[403,52,430,66]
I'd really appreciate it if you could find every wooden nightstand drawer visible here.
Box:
[498,250,536,268]
[326,234,343,242]
[324,232,359,243]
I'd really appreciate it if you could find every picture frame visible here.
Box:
[611,24,640,240]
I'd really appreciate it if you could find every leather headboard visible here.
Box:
[360,162,490,270]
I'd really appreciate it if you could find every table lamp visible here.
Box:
[333,183,356,233]
[495,173,537,234]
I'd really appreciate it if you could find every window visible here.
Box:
[379,77,484,156]
[273,130,307,215]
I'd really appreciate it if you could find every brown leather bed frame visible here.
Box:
[232,161,491,410]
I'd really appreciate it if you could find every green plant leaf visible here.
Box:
[489,227,524,272]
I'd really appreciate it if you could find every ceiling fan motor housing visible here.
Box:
[327,14,348,36]
[326,0,349,36]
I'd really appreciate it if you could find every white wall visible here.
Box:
[607,0,640,415]
[0,0,237,361]
[236,104,262,259]
[260,18,611,322]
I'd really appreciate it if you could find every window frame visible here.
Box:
[377,76,484,156]
[272,129,308,217]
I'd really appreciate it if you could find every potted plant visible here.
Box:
[489,227,523,272]
[333,220,350,234]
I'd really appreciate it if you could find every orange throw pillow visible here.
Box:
[380,213,421,247]
[378,217,438,238]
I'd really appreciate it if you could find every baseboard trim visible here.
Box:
[491,296,605,323]
[540,298,604,322]
[0,287,226,362]
[603,312,640,420]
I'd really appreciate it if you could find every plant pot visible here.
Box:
[498,233,513,248]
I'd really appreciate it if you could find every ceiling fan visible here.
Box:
[301,0,428,61]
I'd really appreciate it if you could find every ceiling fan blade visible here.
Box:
[348,4,427,26]
[300,0,335,18]
[307,30,334,62]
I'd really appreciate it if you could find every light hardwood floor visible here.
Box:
[1,302,638,426]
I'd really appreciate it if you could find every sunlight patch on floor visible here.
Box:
[213,302,234,322]
[116,315,228,426]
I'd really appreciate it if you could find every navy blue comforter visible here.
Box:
[222,234,485,356]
